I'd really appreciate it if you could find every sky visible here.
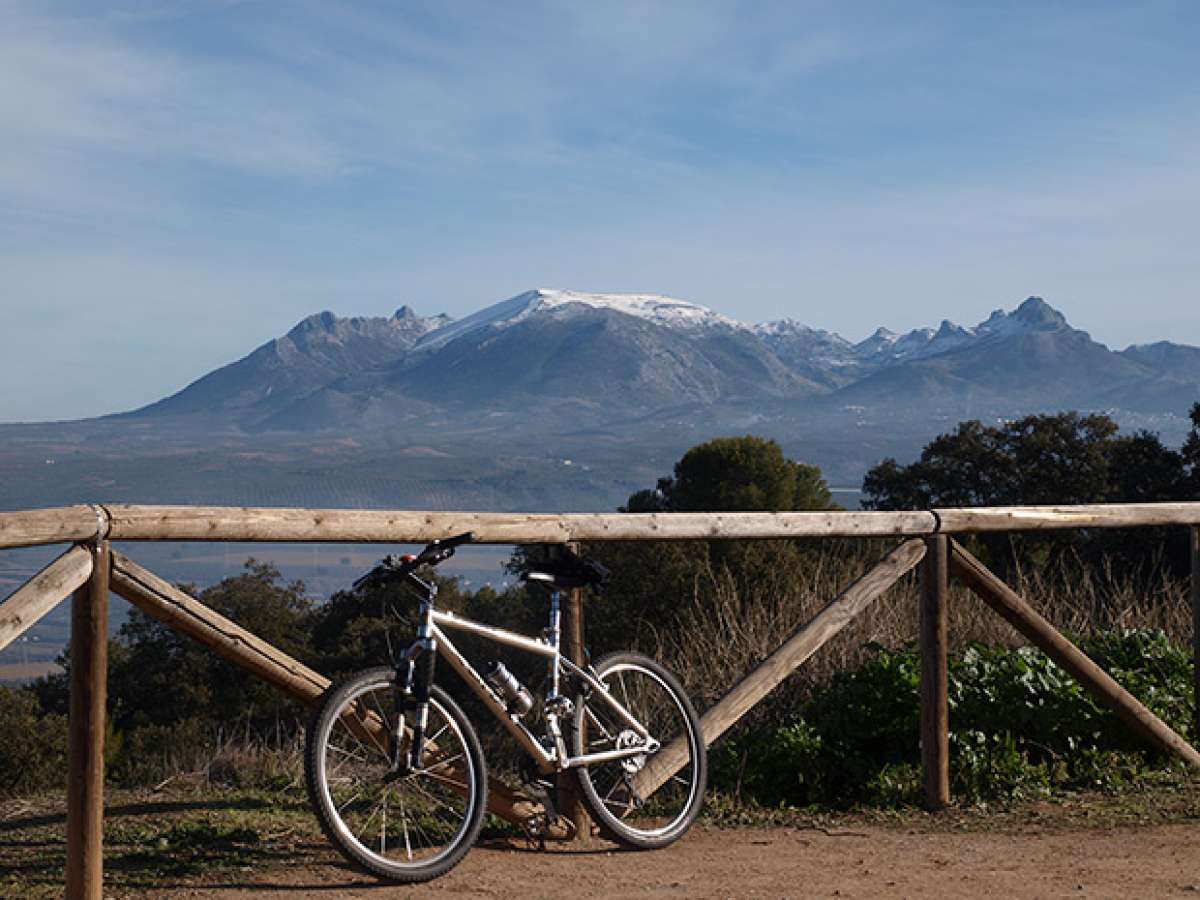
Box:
[2,0,1199,422]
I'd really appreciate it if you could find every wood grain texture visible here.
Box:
[1192,527,1199,745]
[8,502,1200,549]
[0,505,103,549]
[919,535,950,811]
[65,542,109,900]
[557,542,590,839]
[951,539,1200,770]
[6,502,1200,549]
[100,505,938,542]
[0,544,92,652]
[634,538,927,796]
[935,503,1200,532]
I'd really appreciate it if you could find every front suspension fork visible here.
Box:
[395,639,436,772]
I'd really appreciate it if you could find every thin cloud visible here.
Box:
[1,1,1198,422]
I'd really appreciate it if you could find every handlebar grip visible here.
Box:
[418,531,475,562]
[355,532,476,588]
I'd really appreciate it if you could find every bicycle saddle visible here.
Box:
[521,551,609,591]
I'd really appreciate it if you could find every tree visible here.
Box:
[863,410,1191,576]
[862,412,1192,512]
[863,413,1128,511]
[584,436,839,656]
[310,572,471,678]
[624,435,837,513]
[106,560,314,736]
[1182,402,1200,495]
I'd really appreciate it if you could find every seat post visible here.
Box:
[547,590,561,695]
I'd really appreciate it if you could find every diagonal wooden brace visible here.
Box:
[0,544,94,653]
[949,538,1200,770]
[635,538,928,796]
[108,551,547,827]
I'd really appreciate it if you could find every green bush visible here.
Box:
[711,720,822,807]
[0,686,67,796]
[712,629,1195,809]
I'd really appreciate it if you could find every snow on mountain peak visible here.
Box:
[533,289,742,329]
[975,297,1069,340]
[754,318,818,337]
[414,288,742,351]
[405,289,1079,368]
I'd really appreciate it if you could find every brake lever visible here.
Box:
[354,554,407,589]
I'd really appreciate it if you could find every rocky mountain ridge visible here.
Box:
[2,289,1195,517]
[119,290,1199,432]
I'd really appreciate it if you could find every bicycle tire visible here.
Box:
[572,651,706,849]
[305,667,487,883]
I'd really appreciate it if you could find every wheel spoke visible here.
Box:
[309,672,484,880]
[572,657,704,848]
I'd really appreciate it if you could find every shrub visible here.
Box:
[0,686,67,796]
[711,629,1195,809]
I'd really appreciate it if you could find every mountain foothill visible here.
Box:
[2,289,1198,512]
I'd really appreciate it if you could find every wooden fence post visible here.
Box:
[919,534,950,811]
[1192,526,1199,744]
[557,544,590,840]
[66,540,109,900]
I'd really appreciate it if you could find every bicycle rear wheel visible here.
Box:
[572,651,706,849]
[305,667,487,883]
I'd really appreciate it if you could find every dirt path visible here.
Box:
[159,823,1200,899]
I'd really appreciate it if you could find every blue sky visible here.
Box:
[2,1,1198,421]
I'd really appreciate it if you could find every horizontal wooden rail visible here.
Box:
[7,502,1200,550]
[935,502,1200,532]
[0,544,93,652]
[0,505,106,550]
[98,505,939,543]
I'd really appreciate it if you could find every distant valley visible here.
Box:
[2,289,1196,513]
[3,288,1196,678]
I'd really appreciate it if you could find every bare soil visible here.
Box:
[5,784,1199,898]
[153,823,1200,899]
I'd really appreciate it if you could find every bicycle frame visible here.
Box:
[404,581,655,777]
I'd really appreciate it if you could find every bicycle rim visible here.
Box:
[574,653,705,847]
[307,670,484,881]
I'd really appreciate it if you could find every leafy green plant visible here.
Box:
[0,686,67,796]
[710,630,1196,809]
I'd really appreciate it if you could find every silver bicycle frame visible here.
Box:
[417,591,653,776]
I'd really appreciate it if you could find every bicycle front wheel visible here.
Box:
[305,667,487,883]
[572,652,706,849]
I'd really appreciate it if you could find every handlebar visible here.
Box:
[354,531,476,589]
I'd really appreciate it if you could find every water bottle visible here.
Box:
[484,661,533,717]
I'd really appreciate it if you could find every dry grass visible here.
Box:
[657,538,1194,729]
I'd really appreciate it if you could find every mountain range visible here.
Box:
[121,289,1200,430]
[1,290,1198,515]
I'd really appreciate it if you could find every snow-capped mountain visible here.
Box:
[133,306,451,418]
[113,290,1198,434]
[413,288,741,354]
[849,298,1070,368]
[7,289,1197,519]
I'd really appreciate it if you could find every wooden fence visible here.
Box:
[2,502,1200,898]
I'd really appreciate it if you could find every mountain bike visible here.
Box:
[303,532,706,883]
